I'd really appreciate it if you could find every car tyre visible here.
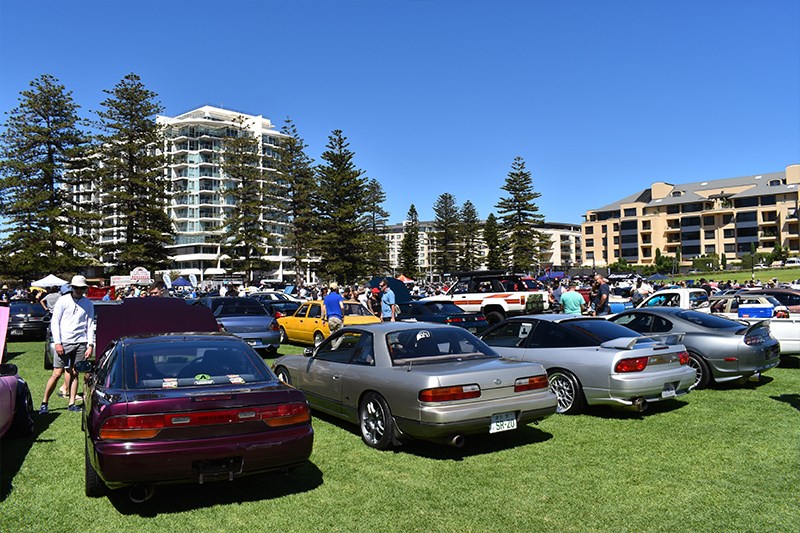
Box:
[687,351,711,389]
[548,370,585,414]
[263,346,278,358]
[279,326,288,344]
[313,331,325,347]
[275,366,291,385]
[9,382,34,437]
[359,392,395,450]
[85,442,108,497]
[484,311,505,325]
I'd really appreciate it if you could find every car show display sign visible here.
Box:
[111,267,153,287]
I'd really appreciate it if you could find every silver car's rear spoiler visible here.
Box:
[644,333,685,346]
[745,320,770,335]
[600,337,646,350]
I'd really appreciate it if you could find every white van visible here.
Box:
[785,257,800,267]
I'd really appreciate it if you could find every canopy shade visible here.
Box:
[647,273,671,281]
[171,277,192,287]
[31,274,69,287]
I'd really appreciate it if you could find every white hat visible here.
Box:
[70,275,88,288]
[329,282,339,290]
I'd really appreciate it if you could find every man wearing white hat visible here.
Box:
[39,275,95,414]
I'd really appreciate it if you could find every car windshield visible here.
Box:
[561,319,641,344]
[343,302,372,316]
[674,310,741,329]
[124,338,271,389]
[212,299,267,317]
[423,302,466,314]
[10,303,47,317]
[689,292,709,307]
[386,327,498,364]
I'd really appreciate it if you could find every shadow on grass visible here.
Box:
[771,394,800,413]
[109,461,324,516]
[712,374,775,391]
[588,399,690,420]
[0,411,59,501]
[311,409,553,460]
[1,348,29,364]
[778,356,799,369]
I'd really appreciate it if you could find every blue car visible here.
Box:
[197,298,281,356]
[397,301,490,334]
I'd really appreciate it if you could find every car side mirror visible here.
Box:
[75,360,94,373]
[0,363,18,376]
[303,347,314,357]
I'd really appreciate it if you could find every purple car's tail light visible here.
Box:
[514,375,549,392]
[98,403,311,440]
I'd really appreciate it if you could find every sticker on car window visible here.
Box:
[519,323,533,339]
[162,378,178,389]
[194,378,214,386]
[416,330,431,341]
[227,374,245,384]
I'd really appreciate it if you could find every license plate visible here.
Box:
[10,329,23,336]
[661,383,676,398]
[489,412,517,433]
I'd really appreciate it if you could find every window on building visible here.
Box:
[723,229,735,238]
[620,220,637,231]
[704,245,716,254]
[681,217,701,227]
[613,223,619,231]
[760,195,776,206]
[585,226,594,235]
[704,230,715,240]
[722,214,733,225]
[734,197,758,208]
[642,248,652,258]
[703,216,715,226]
[623,208,637,217]
[737,227,758,238]
[671,191,684,197]
[621,234,638,244]
[736,211,757,223]
[682,203,703,213]
[724,243,735,253]
[768,179,783,187]
[586,239,594,247]
[681,231,701,241]
[667,205,680,214]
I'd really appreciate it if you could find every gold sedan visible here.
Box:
[277,300,381,346]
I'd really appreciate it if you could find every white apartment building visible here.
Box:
[158,106,291,280]
[383,220,581,279]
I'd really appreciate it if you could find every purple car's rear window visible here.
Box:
[124,339,272,389]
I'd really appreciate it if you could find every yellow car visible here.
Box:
[277,300,381,346]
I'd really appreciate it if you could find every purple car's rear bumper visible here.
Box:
[91,424,313,489]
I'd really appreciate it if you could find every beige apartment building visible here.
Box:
[581,164,800,267]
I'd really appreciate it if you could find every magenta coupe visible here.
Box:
[76,298,313,502]
[0,362,34,438]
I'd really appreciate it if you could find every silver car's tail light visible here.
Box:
[614,356,649,373]
[514,375,549,392]
[744,334,767,346]
[419,384,481,402]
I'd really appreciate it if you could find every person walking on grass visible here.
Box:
[39,275,95,414]
[379,278,396,322]
[323,282,345,333]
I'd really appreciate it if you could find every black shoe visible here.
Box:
[39,403,49,415]
[67,404,82,412]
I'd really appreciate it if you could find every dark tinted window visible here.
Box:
[674,310,741,329]
[125,338,270,389]
[560,319,642,344]
[482,321,534,348]
[308,304,322,318]
[343,302,371,316]
[316,331,373,365]
[611,313,654,334]
[528,321,592,348]
[387,328,496,364]
[212,299,267,316]
[424,302,466,314]
[94,344,122,389]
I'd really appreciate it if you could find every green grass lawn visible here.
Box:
[2,340,798,532]
[672,267,800,284]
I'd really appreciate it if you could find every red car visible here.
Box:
[76,298,313,502]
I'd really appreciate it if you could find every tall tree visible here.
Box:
[277,118,317,285]
[483,213,504,270]
[94,73,172,273]
[220,115,274,283]
[432,192,460,275]
[312,130,368,283]
[0,74,95,280]
[495,156,544,272]
[399,204,420,279]
[360,178,390,276]
[458,200,481,271]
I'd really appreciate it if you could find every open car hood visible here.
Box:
[95,298,219,354]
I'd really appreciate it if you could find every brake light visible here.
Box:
[476,315,486,322]
[446,317,464,323]
[614,356,649,373]
[745,333,767,346]
[514,375,549,392]
[269,320,280,332]
[419,384,481,402]
[519,297,525,305]
[98,402,310,440]
[677,351,689,365]
[273,311,283,319]
[774,310,790,319]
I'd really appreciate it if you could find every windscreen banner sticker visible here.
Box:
[162,378,178,389]
[228,374,245,384]
[416,330,431,341]
[519,323,532,339]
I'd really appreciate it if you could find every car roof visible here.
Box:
[119,331,236,346]
[342,322,455,333]
[512,314,606,323]
[96,298,219,354]
[616,307,685,315]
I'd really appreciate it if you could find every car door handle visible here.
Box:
[332,375,341,380]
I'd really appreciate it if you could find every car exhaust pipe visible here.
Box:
[128,484,154,504]
[448,435,465,448]
[633,397,648,413]
[748,372,761,382]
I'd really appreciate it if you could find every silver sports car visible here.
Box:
[480,315,696,414]
[272,322,558,449]
[609,308,781,389]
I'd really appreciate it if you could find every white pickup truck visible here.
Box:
[422,271,550,325]
[637,288,711,311]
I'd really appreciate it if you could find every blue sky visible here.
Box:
[1,0,798,226]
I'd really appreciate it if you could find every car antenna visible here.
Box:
[406,360,413,372]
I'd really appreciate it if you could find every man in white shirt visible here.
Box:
[39,275,95,414]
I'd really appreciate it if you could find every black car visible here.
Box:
[397,301,489,334]
[6,301,50,341]
[257,300,301,319]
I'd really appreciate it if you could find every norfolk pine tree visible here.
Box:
[458,200,481,271]
[360,178,390,276]
[220,115,275,283]
[0,74,97,280]
[312,130,368,284]
[495,157,544,272]
[482,213,504,270]
[399,204,420,279]
[432,192,460,275]
[94,73,173,273]
[277,118,317,285]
